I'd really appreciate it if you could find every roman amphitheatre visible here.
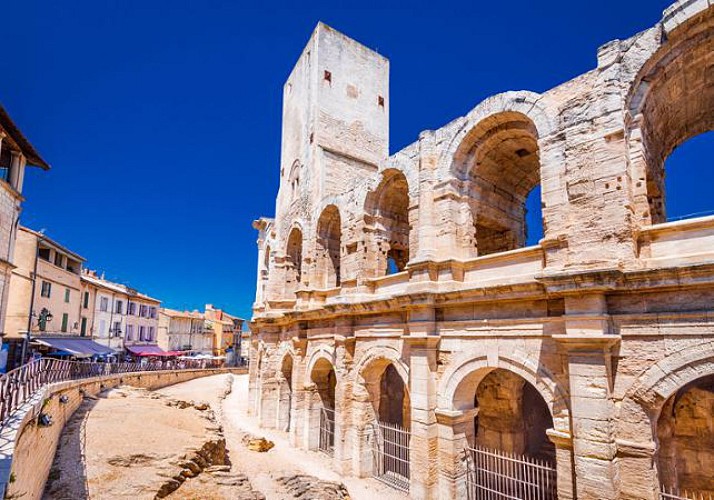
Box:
[249,0,714,499]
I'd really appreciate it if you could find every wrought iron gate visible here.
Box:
[370,420,410,492]
[318,407,335,455]
[465,444,557,500]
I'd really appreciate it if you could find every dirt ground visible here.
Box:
[43,374,407,500]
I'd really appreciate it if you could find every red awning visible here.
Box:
[125,345,180,357]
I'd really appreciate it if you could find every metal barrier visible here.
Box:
[370,420,410,492]
[465,444,557,500]
[318,407,335,455]
[662,488,714,500]
[0,357,223,426]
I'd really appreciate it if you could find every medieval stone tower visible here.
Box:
[260,24,390,304]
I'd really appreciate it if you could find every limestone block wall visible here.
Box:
[0,367,246,500]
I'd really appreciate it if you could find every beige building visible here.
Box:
[81,270,161,356]
[157,308,211,353]
[204,304,243,356]
[250,3,714,499]
[5,227,86,365]
[0,107,49,368]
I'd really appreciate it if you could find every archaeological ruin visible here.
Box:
[249,1,714,498]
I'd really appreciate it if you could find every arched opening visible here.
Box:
[277,354,294,432]
[455,112,543,255]
[656,374,714,496]
[359,358,411,490]
[367,170,410,276]
[450,367,557,498]
[310,357,336,453]
[661,131,714,221]
[288,160,301,201]
[316,205,342,288]
[285,228,303,297]
[379,363,410,427]
[629,13,714,224]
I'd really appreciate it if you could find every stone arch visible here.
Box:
[364,169,412,276]
[305,344,337,381]
[277,351,295,432]
[288,160,302,201]
[354,346,410,428]
[625,4,714,224]
[438,352,569,428]
[440,90,554,178]
[315,204,342,289]
[616,347,714,498]
[305,350,338,451]
[285,226,304,297]
[450,108,544,255]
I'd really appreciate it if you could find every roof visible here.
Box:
[161,308,204,320]
[20,226,86,262]
[0,104,50,170]
[81,272,161,303]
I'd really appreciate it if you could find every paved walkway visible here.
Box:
[219,374,408,500]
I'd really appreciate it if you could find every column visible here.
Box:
[436,409,470,499]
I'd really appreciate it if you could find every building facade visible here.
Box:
[204,304,244,356]
[157,308,212,353]
[81,270,160,354]
[250,2,714,499]
[0,107,49,367]
[5,227,85,364]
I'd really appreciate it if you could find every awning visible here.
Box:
[125,345,180,357]
[33,337,115,358]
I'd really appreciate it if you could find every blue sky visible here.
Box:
[3,0,712,321]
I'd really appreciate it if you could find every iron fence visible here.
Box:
[465,444,557,500]
[370,420,410,492]
[661,487,714,500]
[318,406,335,455]
[0,357,223,425]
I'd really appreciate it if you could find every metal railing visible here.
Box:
[0,357,223,425]
[662,487,714,500]
[318,407,335,455]
[465,444,557,500]
[370,420,410,492]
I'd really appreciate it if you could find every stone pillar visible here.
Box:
[555,293,620,500]
[547,428,576,500]
[412,131,437,263]
[436,409,470,500]
[407,312,439,499]
[616,439,659,500]
[8,152,21,192]
[334,330,354,474]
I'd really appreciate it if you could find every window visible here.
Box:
[150,307,157,319]
[126,324,134,341]
[61,313,68,333]
[115,300,123,314]
[128,302,136,315]
[80,317,87,336]
[147,326,155,341]
[54,252,63,268]
[99,319,106,336]
[139,326,146,341]
[139,304,147,318]
[83,291,89,309]
[113,321,121,337]
[64,288,70,303]
[38,248,50,261]
[40,281,51,298]
[100,297,108,312]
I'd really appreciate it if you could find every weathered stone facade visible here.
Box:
[250,2,714,499]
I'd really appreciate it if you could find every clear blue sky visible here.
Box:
[3,0,712,321]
